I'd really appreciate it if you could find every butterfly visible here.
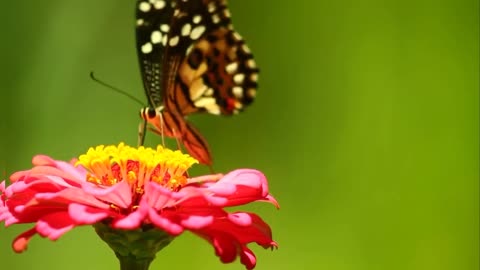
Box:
[135,0,259,166]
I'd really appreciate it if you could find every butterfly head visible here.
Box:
[140,106,164,121]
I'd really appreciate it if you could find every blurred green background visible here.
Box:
[1,1,478,269]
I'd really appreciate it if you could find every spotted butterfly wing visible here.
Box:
[136,0,259,165]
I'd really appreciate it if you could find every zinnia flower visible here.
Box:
[0,143,278,269]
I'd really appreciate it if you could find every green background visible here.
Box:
[1,1,478,269]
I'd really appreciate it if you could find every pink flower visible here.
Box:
[0,143,278,269]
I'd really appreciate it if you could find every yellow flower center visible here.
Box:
[76,143,198,191]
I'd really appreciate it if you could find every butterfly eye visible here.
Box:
[139,107,157,120]
[147,107,157,119]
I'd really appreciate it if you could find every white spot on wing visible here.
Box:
[139,2,151,12]
[161,35,168,46]
[141,42,153,54]
[169,36,179,47]
[234,101,243,109]
[186,44,194,56]
[205,104,221,115]
[208,2,217,13]
[233,73,245,84]
[189,80,208,100]
[242,44,251,54]
[225,62,238,74]
[194,97,216,107]
[247,88,256,98]
[246,59,256,68]
[160,24,170,33]
[193,15,202,24]
[233,32,242,41]
[212,14,220,24]
[223,9,231,18]
[190,25,206,40]
[205,88,214,96]
[181,23,192,36]
[136,19,144,26]
[232,86,244,98]
[152,0,166,9]
[151,31,162,44]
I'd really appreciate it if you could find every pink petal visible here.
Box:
[210,169,268,196]
[240,247,257,270]
[113,210,145,229]
[204,169,275,207]
[148,207,184,235]
[12,228,37,253]
[190,211,277,268]
[4,205,60,226]
[81,180,132,208]
[144,181,180,209]
[54,160,87,181]
[9,169,31,183]
[36,188,109,209]
[69,203,110,224]
[228,212,252,226]
[113,200,148,229]
[6,177,57,196]
[177,186,229,207]
[29,166,83,187]
[0,180,6,209]
[31,155,56,166]
[187,173,223,184]
[36,212,75,240]
[218,212,274,246]
[211,232,238,263]
[180,215,214,229]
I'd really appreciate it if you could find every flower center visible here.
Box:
[76,143,198,191]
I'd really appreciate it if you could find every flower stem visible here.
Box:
[94,222,174,270]
[117,254,153,270]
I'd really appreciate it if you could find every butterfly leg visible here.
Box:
[158,112,166,147]
[138,119,147,146]
[170,128,184,152]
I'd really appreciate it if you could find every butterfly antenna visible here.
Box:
[90,71,145,107]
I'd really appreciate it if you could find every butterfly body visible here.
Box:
[136,0,258,165]
[140,107,211,165]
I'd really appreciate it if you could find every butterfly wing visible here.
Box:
[163,0,259,116]
[135,0,176,108]
[135,0,213,165]
[178,28,259,115]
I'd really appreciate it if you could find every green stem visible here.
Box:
[117,254,154,270]
[93,222,174,270]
